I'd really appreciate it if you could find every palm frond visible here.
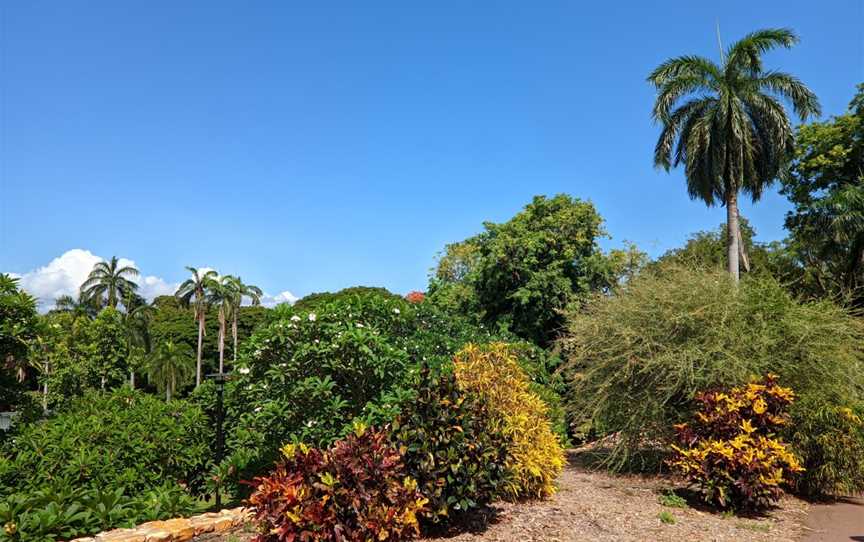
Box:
[726,28,798,73]
[647,55,721,87]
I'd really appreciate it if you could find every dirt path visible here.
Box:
[800,496,864,542]
[417,452,808,542]
[206,451,810,542]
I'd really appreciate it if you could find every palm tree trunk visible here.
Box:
[196,316,204,387]
[232,314,238,364]
[218,312,225,373]
[130,371,135,389]
[727,190,740,282]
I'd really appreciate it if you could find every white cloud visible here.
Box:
[7,249,179,311]
[7,249,299,312]
[261,290,298,307]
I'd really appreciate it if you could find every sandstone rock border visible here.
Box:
[70,507,252,542]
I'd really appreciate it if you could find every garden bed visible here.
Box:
[201,451,809,542]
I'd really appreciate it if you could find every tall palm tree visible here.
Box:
[224,276,263,364]
[649,28,820,281]
[147,340,195,401]
[175,267,217,387]
[205,276,236,374]
[80,257,140,308]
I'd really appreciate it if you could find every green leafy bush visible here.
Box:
[454,343,566,500]
[390,366,508,524]
[0,387,212,497]
[0,485,202,542]
[561,265,864,485]
[787,398,864,497]
[208,287,566,495]
[249,425,426,542]
[668,375,803,510]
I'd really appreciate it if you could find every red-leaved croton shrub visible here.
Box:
[669,374,804,510]
[248,424,427,542]
[404,291,425,304]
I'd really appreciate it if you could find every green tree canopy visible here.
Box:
[428,194,634,346]
[781,84,864,306]
[0,274,39,412]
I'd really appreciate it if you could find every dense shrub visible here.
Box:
[249,425,426,542]
[453,343,565,499]
[390,366,508,524]
[787,398,864,497]
[668,375,803,510]
[0,387,212,497]
[0,485,201,542]
[561,266,864,484]
[207,287,566,495]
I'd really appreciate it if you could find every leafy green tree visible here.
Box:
[428,194,633,346]
[147,341,195,401]
[649,28,820,281]
[121,291,155,388]
[80,256,140,309]
[655,218,797,282]
[0,274,40,412]
[175,267,217,386]
[89,307,130,390]
[781,84,864,306]
[51,293,99,320]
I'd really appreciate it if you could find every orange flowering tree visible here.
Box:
[669,374,804,510]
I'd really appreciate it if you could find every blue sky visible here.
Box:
[1,1,862,305]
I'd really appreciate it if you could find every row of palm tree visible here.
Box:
[49,259,262,399]
[175,267,262,386]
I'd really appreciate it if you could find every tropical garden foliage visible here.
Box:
[2,27,864,542]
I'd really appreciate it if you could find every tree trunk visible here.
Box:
[218,311,225,373]
[727,190,740,282]
[232,314,238,364]
[43,361,49,413]
[130,371,135,389]
[196,316,204,387]
[101,376,106,390]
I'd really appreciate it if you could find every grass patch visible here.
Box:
[658,490,688,508]
[658,511,676,525]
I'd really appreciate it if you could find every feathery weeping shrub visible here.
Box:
[453,343,565,500]
[786,398,864,498]
[560,265,864,496]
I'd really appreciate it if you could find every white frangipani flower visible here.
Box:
[290,315,301,322]
[308,313,317,322]
[238,367,250,375]
[393,308,400,314]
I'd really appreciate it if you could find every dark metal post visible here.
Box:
[207,372,229,510]
[215,377,224,509]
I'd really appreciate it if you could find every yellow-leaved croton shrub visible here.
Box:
[669,374,804,510]
[453,343,566,500]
